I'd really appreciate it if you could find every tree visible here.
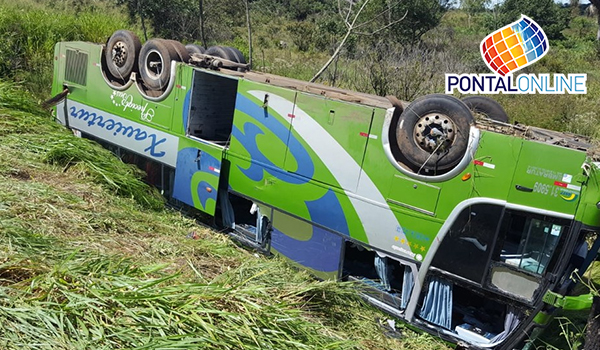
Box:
[493,0,570,40]
[383,0,451,45]
[116,0,246,43]
[589,1,600,40]
[461,0,489,28]
[309,0,408,82]
[310,0,449,82]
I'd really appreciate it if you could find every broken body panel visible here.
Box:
[52,41,600,349]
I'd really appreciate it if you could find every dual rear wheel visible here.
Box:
[103,30,246,91]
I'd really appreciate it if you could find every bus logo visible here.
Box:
[481,15,548,76]
[559,190,579,202]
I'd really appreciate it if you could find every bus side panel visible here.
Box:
[227,83,369,245]
[283,91,374,193]
[508,139,586,215]
[270,209,343,281]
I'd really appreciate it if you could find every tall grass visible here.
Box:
[0,224,358,349]
[0,0,137,97]
[0,76,450,349]
[0,80,163,209]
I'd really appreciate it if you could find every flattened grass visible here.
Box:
[0,81,450,349]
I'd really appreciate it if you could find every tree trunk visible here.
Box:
[591,1,600,40]
[584,296,600,350]
[309,28,352,83]
[138,0,148,41]
[245,0,253,68]
[198,0,207,48]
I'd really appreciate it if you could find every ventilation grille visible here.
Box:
[65,49,88,86]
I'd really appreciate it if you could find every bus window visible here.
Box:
[496,212,568,275]
[431,204,503,284]
[187,71,238,144]
[488,211,570,300]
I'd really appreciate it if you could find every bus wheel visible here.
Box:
[205,46,237,61]
[185,44,206,55]
[164,39,191,63]
[138,39,175,90]
[462,96,509,123]
[104,30,141,82]
[396,94,473,173]
[224,46,246,64]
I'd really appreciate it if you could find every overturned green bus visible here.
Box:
[50,30,600,349]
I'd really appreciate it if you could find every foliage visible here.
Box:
[0,80,164,210]
[460,0,489,14]
[0,0,133,97]
[383,0,451,45]
[116,0,247,43]
[490,0,570,40]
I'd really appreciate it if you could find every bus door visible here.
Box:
[172,69,239,215]
[284,92,375,192]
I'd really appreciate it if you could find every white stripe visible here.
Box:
[249,90,413,257]
[483,162,495,169]
[567,184,581,191]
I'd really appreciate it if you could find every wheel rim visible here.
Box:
[413,113,456,153]
[145,49,164,80]
[111,41,128,68]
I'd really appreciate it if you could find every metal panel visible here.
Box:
[387,176,441,215]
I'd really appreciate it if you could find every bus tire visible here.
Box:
[164,39,191,63]
[462,96,509,123]
[224,46,246,64]
[205,46,238,62]
[138,39,175,91]
[185,44,206,55]
[396,94,473,173]
[104,30,141,82]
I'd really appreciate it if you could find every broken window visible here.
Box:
[342,243,415,310]
[451,285,522,345]
[495,211,569,275]
[187,71,238,144]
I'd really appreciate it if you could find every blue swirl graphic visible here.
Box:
[232,94,314,184]
[305,189,350,236]
[271,225,343,273]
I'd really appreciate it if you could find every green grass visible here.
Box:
[0,79,451,349]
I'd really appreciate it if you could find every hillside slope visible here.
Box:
[0,81,451,349]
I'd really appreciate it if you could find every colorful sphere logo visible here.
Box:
[481,15,549,76]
